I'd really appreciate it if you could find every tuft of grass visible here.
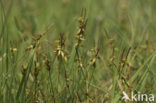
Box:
[0,0,156,103]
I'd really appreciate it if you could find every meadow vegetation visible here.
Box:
[0,0,156,103]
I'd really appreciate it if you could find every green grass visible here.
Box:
[0,0,156,103]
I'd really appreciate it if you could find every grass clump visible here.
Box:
[0,0,156,103]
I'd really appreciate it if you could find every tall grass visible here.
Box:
[0,0,156,103]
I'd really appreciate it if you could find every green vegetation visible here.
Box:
[0,0,156,103]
